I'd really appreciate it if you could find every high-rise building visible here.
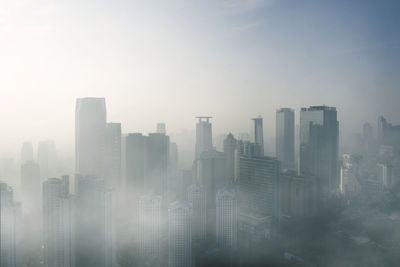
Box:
[37,140,57,181]
[339,154,361,197]
[378,116,400,155]
[216,189,237,250]
[299,106,339,194]
[146,133,170,198]
[276,108,295,170]
[105,123,122,189]
[156,123,166,134]
[187,184,206,243]
[75,97,107,178]
[223,133,237,183]
[0,183,22,267]
[75,175,116,267]
[252,117,264,156]
[138,194,162,265]
[21,160,41,216]
[21,142,34,164]
[125,133,146,201]
[43,177,75,267]
[195,117,213,159]
[168,201,192,267]
[280,170,317,217]
[195,150,227,242]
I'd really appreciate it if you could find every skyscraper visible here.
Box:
[223,133,237,183]
[75,175,116,267]
[187,184,206,243]
[252,116,264,156]
[276,108,295,170]
[195,149,227,242]
[237,156,280,218]
[75,97,107,178]
[138,194,162,265]
[37,140,57,181]
[0,183,22,267]
[195,117,213,159]
[21,160,41,216]
[43,177,75,267]
[21,142,34,164]
[300,106,339,194]
[216,189,237,250]
[146,133,169,198]
[168,201,192,267]
[156,123,166,134]
[105,122,122,189]
[378,116,400,154]
[125,133,146,201]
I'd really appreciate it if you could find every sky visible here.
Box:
[0,0,399,157]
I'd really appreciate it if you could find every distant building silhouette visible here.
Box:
[223,133,237,183]
[195,117,213,159]
[21,142,34,164]
[299,106,339,195]
[252,117,264,156]
[105,122,122,189]
[276,108,295,170]
[21,160,41,216]
[75,97,107,178]
[37,140,57,181]
[378,116,400,155]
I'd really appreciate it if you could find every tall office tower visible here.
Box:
[43,177,75,267]
[223,133,237,183]
[299,106,339,194]
[105,123,122,189]
[339,154,361,198]
[126,133,146,201]
[0,183,22,267]
[252,116,264,156]
[196,150,227,243]
[276,108,295,170]
[168,201,192,267]
[75,97,107,178]
[216,189,237,250]
[361,123,377,155]
[75,175,116,267]
[237,155,280,218]
[168,142,179,201]
[146,133,170,198]
[195,117,213,159]
[37,140,57,181]
[138,194,162,265]
[187,184,206,243]
[21,142,34,164]
[157,123,166,134]
[378,116,400,154]
[377,163,393,190]
[21,160,41,215]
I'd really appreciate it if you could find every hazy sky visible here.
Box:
[0,0,399,156]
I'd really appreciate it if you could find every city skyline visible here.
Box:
[1,0,400,155]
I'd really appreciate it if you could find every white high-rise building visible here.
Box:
[216,189,237,250]
[138,194,162,264]
[0,183,22,267]
[187,184,206,242]
[195,117,213,159]
[168,201,192,267]
[43,177,75,267]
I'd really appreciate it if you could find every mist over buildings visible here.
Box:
[1,1,400,267]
